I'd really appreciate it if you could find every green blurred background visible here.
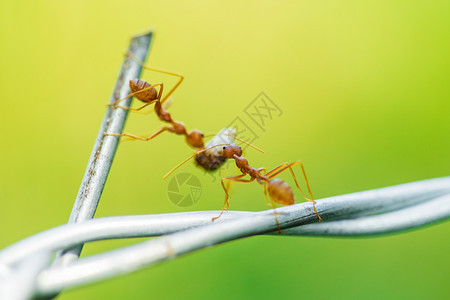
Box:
[1,0,449,299]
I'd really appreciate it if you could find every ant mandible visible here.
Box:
[164,136,322,223]
[104,53,205,149]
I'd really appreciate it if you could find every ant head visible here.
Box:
[186,130,204,148]
[221,144,242,158]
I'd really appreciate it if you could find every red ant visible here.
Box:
[164,136,322,223]
[104,55,234,173]
[104,53,205,149]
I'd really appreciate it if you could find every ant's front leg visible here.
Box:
[104,127,171,141]
[212,175,248,221]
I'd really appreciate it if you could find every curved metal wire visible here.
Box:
[0,177,449,270]
[1,177,446,296]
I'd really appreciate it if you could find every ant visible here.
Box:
[105,55,235,173]
[104,53,205,149]
[164,136,322,224]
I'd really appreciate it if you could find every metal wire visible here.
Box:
[281,193,450,236]
[0,251,50,300]
[0,177,449,270]
[52,32,153,269]
[1,177,448,296]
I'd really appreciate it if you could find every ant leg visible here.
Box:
[258,167,267,174]
[115,101,154,112]
[263,182,282,234]
[264,162,290,177]
[212,175,248,221]
[131,97,169,116]
[105,127,171,141]
[268,161,322,222]
[263,182,272,208]
[125,52,184,105]
[220,175,244,200]
[224,181,232,212]
[267,162,311,200]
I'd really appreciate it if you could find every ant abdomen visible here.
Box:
[129,79,158,102]
[267,178,295,205]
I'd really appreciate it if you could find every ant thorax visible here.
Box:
[195,128,236,171]
[233,156,249,173]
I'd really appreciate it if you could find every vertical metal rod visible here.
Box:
[53,32,153,268]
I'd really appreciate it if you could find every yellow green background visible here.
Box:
[1,1,449,299]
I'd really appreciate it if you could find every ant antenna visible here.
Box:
[163,144,229,179]
[203,132,218,138]
[224,134,264,154]
[164,136,265,179]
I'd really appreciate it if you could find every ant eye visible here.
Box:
[223,146,226,149]
[201,133,204,137]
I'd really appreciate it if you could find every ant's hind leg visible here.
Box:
[263,182,273,208]
[125,52,184,105]
[267,161,322,222]
[264,163,289,177]
[263,182,282,234]
[267,162,312,200]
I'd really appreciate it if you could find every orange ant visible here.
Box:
[104,53,205,149]
[105,55,239,173]
[163,136,322,223]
